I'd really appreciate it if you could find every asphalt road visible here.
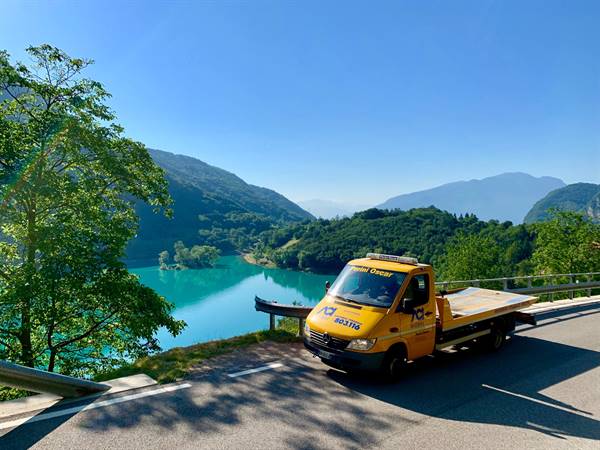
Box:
[1,305,599,450]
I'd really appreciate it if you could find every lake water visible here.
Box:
[130,256,333,349]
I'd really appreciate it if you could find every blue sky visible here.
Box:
[2,0,599,204]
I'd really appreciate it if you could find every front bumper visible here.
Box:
[304,338,385,371]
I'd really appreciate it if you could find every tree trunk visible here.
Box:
[20,199,37,367]
[47,349,57,373]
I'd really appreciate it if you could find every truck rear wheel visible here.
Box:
[381,347,407,381]
[482,325,506,351]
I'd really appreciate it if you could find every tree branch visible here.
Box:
[54,312,116,350]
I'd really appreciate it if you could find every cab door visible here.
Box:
[397,272,436,359]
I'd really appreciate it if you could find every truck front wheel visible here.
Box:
[381,347,407,381]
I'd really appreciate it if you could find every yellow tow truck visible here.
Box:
[304,253,537,378]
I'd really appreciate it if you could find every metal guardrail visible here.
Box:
[0,360,110,398]
[255,272,600,331]
[436,271,600,299]
[508,281,600,296]
[255,296,312,336]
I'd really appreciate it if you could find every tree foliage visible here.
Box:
[196,211,276,254]
[532,210,600,274]
[0,45,184,375]
[169,241,220,269]
[437,233,503,281]
[255,207,534,276]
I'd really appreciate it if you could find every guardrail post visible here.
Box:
[299,318,305,337]
[269,313,275,331]
[588,274,593,297]
[527,276,532,288]
[569,275,574,299]
[502,278,508,291]
[473,280,480,287]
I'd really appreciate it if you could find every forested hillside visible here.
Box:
[126,149,313,265]
[524,183,600,223]
[254,207,534,275]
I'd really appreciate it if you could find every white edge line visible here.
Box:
[0,383,192,431]
[227,362,284,378]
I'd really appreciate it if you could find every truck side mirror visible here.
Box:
[325,281,331,293]
[401,297,415,312]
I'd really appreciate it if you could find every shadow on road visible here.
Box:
[0,395,98,450]
[331,334,600,441]
[74,335,598,448]
[1,318,598,449]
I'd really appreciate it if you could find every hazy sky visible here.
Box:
[2,0,599,204]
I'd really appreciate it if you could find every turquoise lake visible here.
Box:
[130,256,333,349]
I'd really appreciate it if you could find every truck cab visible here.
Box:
[304,253,536,378]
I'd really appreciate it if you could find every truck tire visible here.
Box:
[381,347,407,381]
[482,324,506,351]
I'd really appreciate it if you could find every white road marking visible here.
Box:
[227,362,284,378]
[0,383,192,431]
[482,384,596,419]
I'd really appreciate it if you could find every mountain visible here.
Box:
[524,183,600,223]
[377,172,565,224]
[297,199,370,219]
[126,149,313,265]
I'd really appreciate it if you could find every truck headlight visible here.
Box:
[347,338,377,351]
[304,322,311,338]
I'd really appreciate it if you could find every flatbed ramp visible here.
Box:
[437,287,537,330]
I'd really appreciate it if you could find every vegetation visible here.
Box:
[0,387,31,402]
[524,183,600,223]
[254,207,535,278]
[159,241,220,270]
[0,45,184,376]
[438,233,504,281]
[96,329,300,384]
[532,210,600,274]
[197,211,278,253]
[126,149,313,264]
[253,206,600,291]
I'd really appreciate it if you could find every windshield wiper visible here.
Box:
[331,295,362,305]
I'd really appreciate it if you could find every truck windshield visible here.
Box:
[328,265,407,308]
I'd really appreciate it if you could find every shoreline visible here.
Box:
[241,252,278,269]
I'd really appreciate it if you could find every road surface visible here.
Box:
[1,305,599,449]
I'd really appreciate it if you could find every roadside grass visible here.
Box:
[96,322,302,384]
[0,387,33,402]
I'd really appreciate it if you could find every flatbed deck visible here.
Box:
[436,287,537,331]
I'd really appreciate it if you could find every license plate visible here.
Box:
[318,349,335,360]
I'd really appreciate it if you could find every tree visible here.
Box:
[172,241,219,269]
[438,232,503,281]
[158,250,170,269]
[0,46,184,375]
[532,210,600,274]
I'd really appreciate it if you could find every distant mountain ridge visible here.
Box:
[524,183,600,223]
[297,199,370,219]
[126,149,313,265]
[377,172,565,223]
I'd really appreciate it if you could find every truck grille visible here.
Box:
[309,330,350,350]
